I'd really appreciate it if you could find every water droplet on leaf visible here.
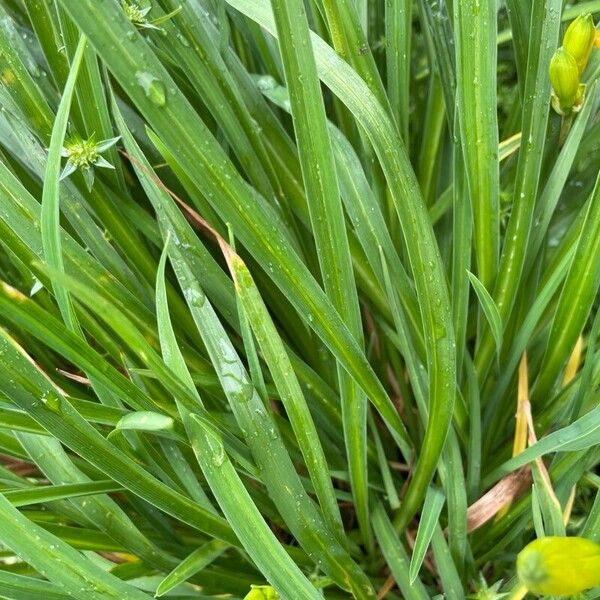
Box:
[136,71,166,107]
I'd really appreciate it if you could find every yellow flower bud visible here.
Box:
[563,13,596,73]
[549,48,584,114]
[244,585,280,600]
[517,536,600,596]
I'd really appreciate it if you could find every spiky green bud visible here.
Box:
[59,135,120,190]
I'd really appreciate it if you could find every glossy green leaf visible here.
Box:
[409,486,445,583]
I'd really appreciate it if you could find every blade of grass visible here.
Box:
[167,241,375,597]
[417,76,445,206]
[153,241,321,598]
[535,170,600,400]
[224,0,456,533]
[372,503,429,600]
[60,0,409,463]
[0,284,158,413]
[227,251,345,542]
[465,354,482,503]
[568,307,600,420]
[454,0,499,289]
[368,411,401,511]
[409,486,445,583]
[418,0,456,119]
[155,540,229,597]
[269,0,371,549]
[451,113,472,376]
[386,0,412,140]
[4,480,122,507]
[526,82,597,273]
[484,243,577,434]
[22,0,70,90]
[187,415,322,600]
[476,0,562,378]
[467,271,503,358]
[0,492,150,599]
[431,526,463,598]
[504,0,532,92]
[0,7,54,144]
[486,400,600,485]
[0,329,237,546]
[40,34,86,330]
[0,571,72,600]
[157,248,317,598]
[317,0,389,109]
[258,79,424,356]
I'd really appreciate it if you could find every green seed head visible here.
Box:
[563,13,596,73]
[122,1,151,27]
[63,137,100,170]
[549,47,582,113]
[60,135,119,190]
[468,574,508,600]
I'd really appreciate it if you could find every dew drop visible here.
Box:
[218,339,254,403]
[185,287,205,308]
[176,33,190,47]
[231,381,254,404]
[211,446,226,467]
[135,71,166,107]
[41,390,62,413]
[256,75,277,91]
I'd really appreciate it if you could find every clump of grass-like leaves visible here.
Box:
[0,0,599,598]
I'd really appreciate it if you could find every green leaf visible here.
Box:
[3,480,123,507]
[467,271,503,357]
[431,526,464,598]
[187,415,321,599]
[386,0,412,140]
[0,492,150,599]
[61,0,409,463]
[372,503,429,600]
[269,0,370,547]
[409,486,445,583]
[228,252,345,542]
[535,169,600,399]
[0,328,237,546]
[0,570,77,600]
[454,0,500,289]
[153,236,318,598]
[224,0,455,531]
[167,242,375,597]
[41,34,86,330]
[155,540,229,597]
[475,0,562,378]
[109,411,175,438]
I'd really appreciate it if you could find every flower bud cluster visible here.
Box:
[549,14,596,115]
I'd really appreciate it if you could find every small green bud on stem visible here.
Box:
[549,47,585,115]
[563,13,596,73]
